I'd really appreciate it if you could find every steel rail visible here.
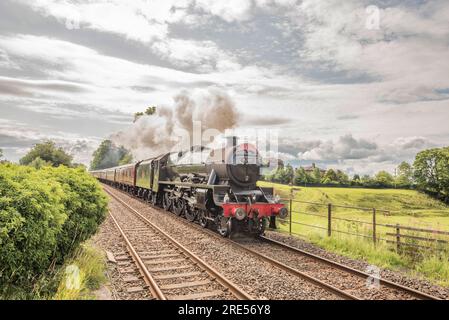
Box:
[104,184,443,301]
[259,236,442,300]
[105,188,253,300]
[105,186,356,300]
[108,210,167,300]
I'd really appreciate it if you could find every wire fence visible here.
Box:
[274,198,449,254]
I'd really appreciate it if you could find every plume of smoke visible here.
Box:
[111,88,239,160]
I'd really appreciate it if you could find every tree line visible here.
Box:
[264,146,449,202]
[0,140,133,170]
[264,162,412,188]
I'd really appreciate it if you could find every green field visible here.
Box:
[259,181,449,231]
[258,182,449,286]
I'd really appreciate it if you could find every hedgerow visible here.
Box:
[0,163,107,298]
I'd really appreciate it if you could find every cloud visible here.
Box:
[241,115,293,126]
[298,134,378,161]
[0,76,89,98]
[151,38,241,72]
[1,0,449,174]
[194,0,253,22]
[390,136,436,152]
[283,134,441,175]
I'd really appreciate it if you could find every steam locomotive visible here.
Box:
[91,138,288,236]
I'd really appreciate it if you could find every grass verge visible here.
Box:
[295,231,449,287]
[53,243,108,300]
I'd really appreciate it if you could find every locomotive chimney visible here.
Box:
[226,136,238,149]
[225,136,238,165]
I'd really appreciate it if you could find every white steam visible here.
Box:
[111,88,239,160]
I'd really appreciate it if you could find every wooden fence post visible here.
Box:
[396,224,401,252]
[372,208,377,245]
[328,203,332,237]
[289,198,292,235]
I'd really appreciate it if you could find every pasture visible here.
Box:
[258,182,449,285]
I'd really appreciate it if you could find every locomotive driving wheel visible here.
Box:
[146,192,152,203]
[199,210,208,228]
[217,216,232,237]
[151,192,159,206]
[173,198,184,216]
[185,204,197,222]
[162,192,172,211]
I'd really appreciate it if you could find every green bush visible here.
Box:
[39,166,108,263]
[0,163,107,298]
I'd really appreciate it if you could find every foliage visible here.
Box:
[374,170,395,187]
[90,140,133,170]
[39,166,108,263]
[119,153,133,166]
[0,163,107,298]
[264,146,449,193]
[19,141,72,167]
[414,147,449,202]
[321,169,338,184]
[294,168,311,185]
[396,161,413,187]
[29,157,52,169]
[133,105,157,122]
[310,233,449,287]
[267,164,294,184]
[53,243,107,300]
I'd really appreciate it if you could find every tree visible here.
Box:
[19,141,72,167]
[396,161,413,187]
[311,168,322,184]
[351,174,361,186]
[321,169,338,184]
[272,164,294,184]
[29,157,51,169]
[361,174,374,187]
[336,170,350,185]
[284,164,294,184]
[90,140,133,170]
[134,106,157,122]
[414,147,449,201]
[119,153,133,166]
[294,168,312,185]
[0,148,3,159]
[374,170,395,187]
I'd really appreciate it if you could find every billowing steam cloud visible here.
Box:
[111,88,239,160]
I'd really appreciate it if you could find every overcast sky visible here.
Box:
[0,0,448,174]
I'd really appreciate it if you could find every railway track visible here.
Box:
[104,185,443,300]
[257,236,442,300]
[107,192,253,300]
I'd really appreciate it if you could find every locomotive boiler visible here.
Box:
[91,138,288,237]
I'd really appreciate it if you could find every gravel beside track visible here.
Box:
[105,186,344,300]
[91,213,152,300]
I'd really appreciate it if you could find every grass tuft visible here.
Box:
[53,243,107,300]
